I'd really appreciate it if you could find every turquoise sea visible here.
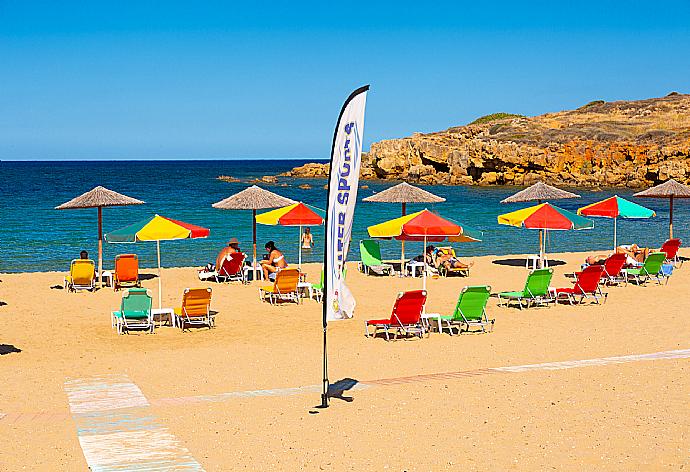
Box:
[1,160,687,273]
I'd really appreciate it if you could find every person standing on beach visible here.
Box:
[301,227,313,250]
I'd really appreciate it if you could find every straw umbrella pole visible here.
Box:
[213,186,295,280]
[634,179,690,239]
[501,182,580,264]
[363,182,445,274]
[56,186,144,287]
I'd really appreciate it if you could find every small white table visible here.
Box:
[243,265,264,281]
[421,312,443,334]
[151,308,176,328]
[526,255,549,270]
[100,270,113,288]
[297,282,313,300]
[407,261,426,278]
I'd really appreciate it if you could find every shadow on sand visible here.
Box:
[491,258,567,268]
[309,378,360,413]
[0,344,22,355]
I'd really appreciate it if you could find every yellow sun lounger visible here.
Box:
[64,259,96,292]
[259,268,301,305]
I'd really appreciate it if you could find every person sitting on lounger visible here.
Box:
[202,238,241,272]
[261,241,288,281]
[433,247,474,271]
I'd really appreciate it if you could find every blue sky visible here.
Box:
[2,1,690,160]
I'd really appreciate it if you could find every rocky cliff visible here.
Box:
[283,93,690,187]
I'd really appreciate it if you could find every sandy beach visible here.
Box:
[1,250,688,471]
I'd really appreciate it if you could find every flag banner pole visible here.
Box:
[321,85,369,408]
[157,240,162,309]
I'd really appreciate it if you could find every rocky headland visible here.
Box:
[282,93,690,187]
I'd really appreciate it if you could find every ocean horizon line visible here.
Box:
[1,157,331,163]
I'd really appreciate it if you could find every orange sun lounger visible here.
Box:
[174,287,214,330]
[114,254,141,291]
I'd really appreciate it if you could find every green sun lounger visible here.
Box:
[497,268,554,309]
[111,288,154,335]
[624,252,669,285]
[311,267,347,302]
[437,285,494,334]
[358,240,394,276]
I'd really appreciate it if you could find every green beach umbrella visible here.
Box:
[578,195,655,250]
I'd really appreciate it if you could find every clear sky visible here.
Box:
[2,1,690,160]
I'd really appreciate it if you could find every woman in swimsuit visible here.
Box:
[260,241,288,280]
[301,227,313,250]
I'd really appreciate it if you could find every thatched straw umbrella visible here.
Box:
[634,179,690,239]
[501,182,580,264]
[56,186,144,286]
[212,185,295,280]
[500,181,580,204]
[363,182,445,272]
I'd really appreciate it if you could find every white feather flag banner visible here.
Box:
[324,85,368,321]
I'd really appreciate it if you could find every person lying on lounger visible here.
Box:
[616,244,649,264]
[433,247,474,271]
[586,244,650,267]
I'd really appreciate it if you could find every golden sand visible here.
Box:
[0,250,688,470]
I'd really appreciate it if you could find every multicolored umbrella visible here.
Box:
[498,203,593,263]
[578,196,655,249]
[106,215,210,308]
[368,209,482,242]
[255,202,324,268]
[363,183,446,270]
[368,209,482,289]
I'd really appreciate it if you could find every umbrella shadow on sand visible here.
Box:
[492,258,567,267]
[0,344,22,355]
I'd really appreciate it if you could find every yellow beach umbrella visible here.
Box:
[256,203,324,269]
[106,215,210,308]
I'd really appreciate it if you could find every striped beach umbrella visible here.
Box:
[368,209,482,289]
[578,196,655,250]
[106,215,210,308]
[498,203,593,263]
[255,203,324,268]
